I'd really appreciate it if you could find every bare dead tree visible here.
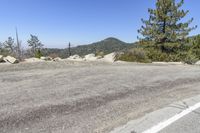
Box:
[16,28,21,60]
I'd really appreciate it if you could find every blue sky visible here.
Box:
[0,0,199,48]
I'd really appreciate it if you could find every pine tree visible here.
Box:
[138,0,196,45]
[4,37,15,54]
[27,34,44,56]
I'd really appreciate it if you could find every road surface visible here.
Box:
[161,103,200,133]
[0,61,200,133]
[111,94,200,133]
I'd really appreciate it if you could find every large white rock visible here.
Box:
[67,55,85,61]
[53,57,62,62]
[103,53,117,63]
[195,61,200,65]
[40,56,52,61]
[3,56,18,64]
[85,53,95,58]
[85,54,98,61]
[0,55,3,62]
[68,55,80,59]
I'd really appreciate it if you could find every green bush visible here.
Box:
[183,54,198,64]
[117,48,151,63]
[95,51,105,57]
[178,49,199,64]
[119,39,200,64]
[35,49,43,59]
[143,42,199,63]
[190,35,200,60]
[145,48,169,62]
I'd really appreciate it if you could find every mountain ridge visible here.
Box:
[42,37,137,58]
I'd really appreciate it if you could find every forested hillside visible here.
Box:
[42,37,137,58]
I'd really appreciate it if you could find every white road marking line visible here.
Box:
[142,102,200,133]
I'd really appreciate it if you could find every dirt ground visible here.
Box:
[0,61,200,133]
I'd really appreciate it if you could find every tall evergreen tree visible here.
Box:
[138,0,196,44]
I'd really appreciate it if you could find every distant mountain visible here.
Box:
[71,37,136,56]
[42,37,137,58]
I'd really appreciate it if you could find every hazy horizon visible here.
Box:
[0,0,199,48]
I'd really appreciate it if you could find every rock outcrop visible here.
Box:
[66,53,117,63]
[53,57,62,62]
[195,61,200,65]
[67,55,85,61]
[102,53,117,63]
[85,54,99,61]
[40,56,52,61]
[3,56,18,64]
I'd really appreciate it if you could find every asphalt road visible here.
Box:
[0,61,200,133]
[114,95,200,133]
[160,107,200,133]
